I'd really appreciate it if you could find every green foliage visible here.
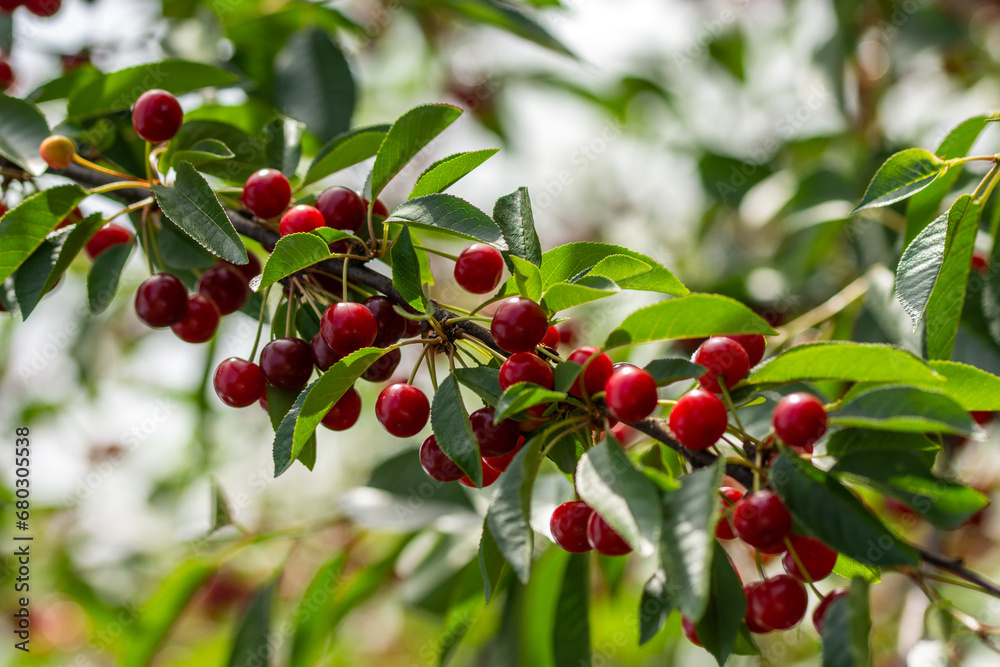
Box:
[0,93,50,175]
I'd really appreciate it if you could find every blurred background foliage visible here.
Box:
[4,0,1000,665]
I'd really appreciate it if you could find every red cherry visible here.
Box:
[362,348,401,383]
[558,322,579,347]
[85,224,133,259]
[243,169,291,219]
[605,366,658,423]
[375,383,430,437]
[196,266,248,315]
[25,0,59,16]
[772,392,828,451]
[972,410,994,426]
[320,302,377,356]
[459,458,502,488]
[171,294,220,343]
[743,583,771,634]
[813,589,849,635]
[213,358,265,408]
[310,332,341,372]
[316,186,365,232]
[454,243,504,294]
[321,387,362,431]
[716,486,745,540]
[484,436,525,472]
[746,574,808,631]
[364,295,406,347]
[499,352,553,391]
[669,389,728,450]
[541,326,560,349]
[782,536,837,582]
[693,337,750,393]
[402,317,422,339]
[132,89,183,143]
[550,501,593,553]
[222,253,262,281]
[0,1,19,14]
[364,197,389,219]
[470,407,520,457]
[586,512,632,556]
[490,297,548,353]
[279,205,325,236]
[259,337,314,391]
[681,616,702,646]
[567,346,613,397]
[733,490,792,551]
[420,435,466,482]
[723,334,766,367]
[134,274,188,327]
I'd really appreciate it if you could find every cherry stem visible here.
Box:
[295,279,326,320]
[408,347,428,385]
[427,347,439,392]
[72,153,140,183]
[106,197,155,224]
[412,243,460,261]
[248,286,271,362]
[285,290,297,338]
[87,181,155,196]
[143,141,156,185]
[139,206,156,275]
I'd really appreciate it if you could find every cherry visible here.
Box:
[743,583,771,634]
[454,243,504,294]
[484,436,525,472]
[364,295,406,347]
[693,337,749,393]
[222,253,262,281]
[243,169,291,219]
[0,57,12,92]
[746,574,808,631]
[316,186,365,232]
[0,1,20,13]
[469,406,520,457]
[972,250,989,274]
[669,389,728,450]
[279,205,325,236]
[320,302,377,356]
[259,337,314,390]
[604,366,658,423]
[772,392,828,451]
[499,352,553,391]
[490,297,548,353]
[733,490,792,551]
[550,501,593,553]
[567,346,613,397]
[716,486,745,540]
[723,333,766,367]
[85,224,133,259]
[171,294,220,343]
[541,326,560,349]
[782,536,837,582]
[972,410,995,426]
[419,435,465,482]
[586,512,632,556]
[375,383,430,437]
[402,317,422,339]
[197,266,249,315]
[364,197,389,219]
[213,358,265,408]
[310,332,341,372]
[518,403,549,432]
[134,273,188,327]
[812,589,849,635]
[362,348,401,383]
[321,387,362,431]
[132,89,183,143]
[25,0,59,16]
[681,617,702,647]
[40,135,75,169]
[459,458,502,488]
[558,321,579,347]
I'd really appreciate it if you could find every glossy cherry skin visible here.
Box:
[362,348,401,383]
[454,243,504,294]
[375,383,430,437]
[86,224,133,259]
[782,536,837,582]
[132,89,183,143]
[743,583,771,634]
[459,458,502,488]
[321,387,362,431]
[733,490,792,551]
[693,337,750,393]
[419,435,465,482]
[320,302,377,356]
[746,575,808,631]
[171,294,220,343]
[550,501,593,553]
[310,332,341,372]
[213,358,266,408]
[222,253,262,281]
[243,169,291,219]
[25,0,60,16]
[586,512,632,556]
[605,366,658,423]
[470,406,520,457]
[681,617,702,646]
[716,487,745,540]
[134,274,188,327]
[197,266,248,315]
[813,589,849,635]
[541,326,560,349]
[259,337,314,391]
[490,297,548,353]
[364,295,406,347]
[40,135,75,169]
[669,389,728,450]
[723,333,766,367]
[316,186,365,232]
[499,352,553,391]
[484,436,525,472]
[772,392,828,451]
[279,205,325,236]
[567,346,613,397]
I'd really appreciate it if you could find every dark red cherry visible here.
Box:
[364,295,406,347]
[132,89,183,143]
[134,273,188,327]
[550,501,593,553]
[213,358,266,408]
[171,294,220,343]
[490,297,548,353]
[259,337,314,391]
[310,332,341,372]
[499,352,553,391]
[746,575,808,632]
[243,169,291,219]
[316,186,365,233]
[586,512,632,556]
[375,383,430,437]
[458,458,502,488]
[197,266,249,315]
[320,302,377,356]
[321,387,362,431]
[782,536,837,582]
[362,348,401,383]
[420,435,465,482]
[733,490,792,551]
[469,407,520,457]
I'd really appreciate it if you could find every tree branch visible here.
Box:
[916,547,1000,599]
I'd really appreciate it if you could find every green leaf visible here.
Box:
[694,543,746,666]
[288,554,348,667]
[832,385,979,436]
[493,187,542,269]
[927,360,1000,410]
[371,104,463,199]
[13,227,74,320]
[638,570,675,645]
[589,254,652,282]
[542,280,618,312]
[164,120,265,184]
[853,148,947,213]
[821,580,871,667]
[303,124,390,187]
[274,27,355,144]
[152,162,247,265]
[266,385,301,432]
[67,60,238,118]
[895,208,950,329]
[486,437,543,583]
[644,358,707,387]
[437,564,486,666]
[387,194,506,246]
[227,580,275,667]
[253,230,354,292]
[164,139,235,172]
[479,521,507,603]
[87,243,133,314]
[748,342,941,385]
[453,366,503,406]
[0,184,87,286]
[553,361,584,393]
[494,382,566,423]
[510,255,543,301]
[0,94,50,175]
[826,428,939,459]
[410,148,499,199]
[265,115,305,177]
[389,226,427,311]
[659,462,724,619]
[211,480,234,532]
[770,452,920,568]
[552,552,590,667]
[437,0,574,57]
[832,554,880,584]
[431,374,482,485]
[575,437,662,557]
[606,294,776,348]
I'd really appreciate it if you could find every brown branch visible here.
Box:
[916,547,1000,599]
